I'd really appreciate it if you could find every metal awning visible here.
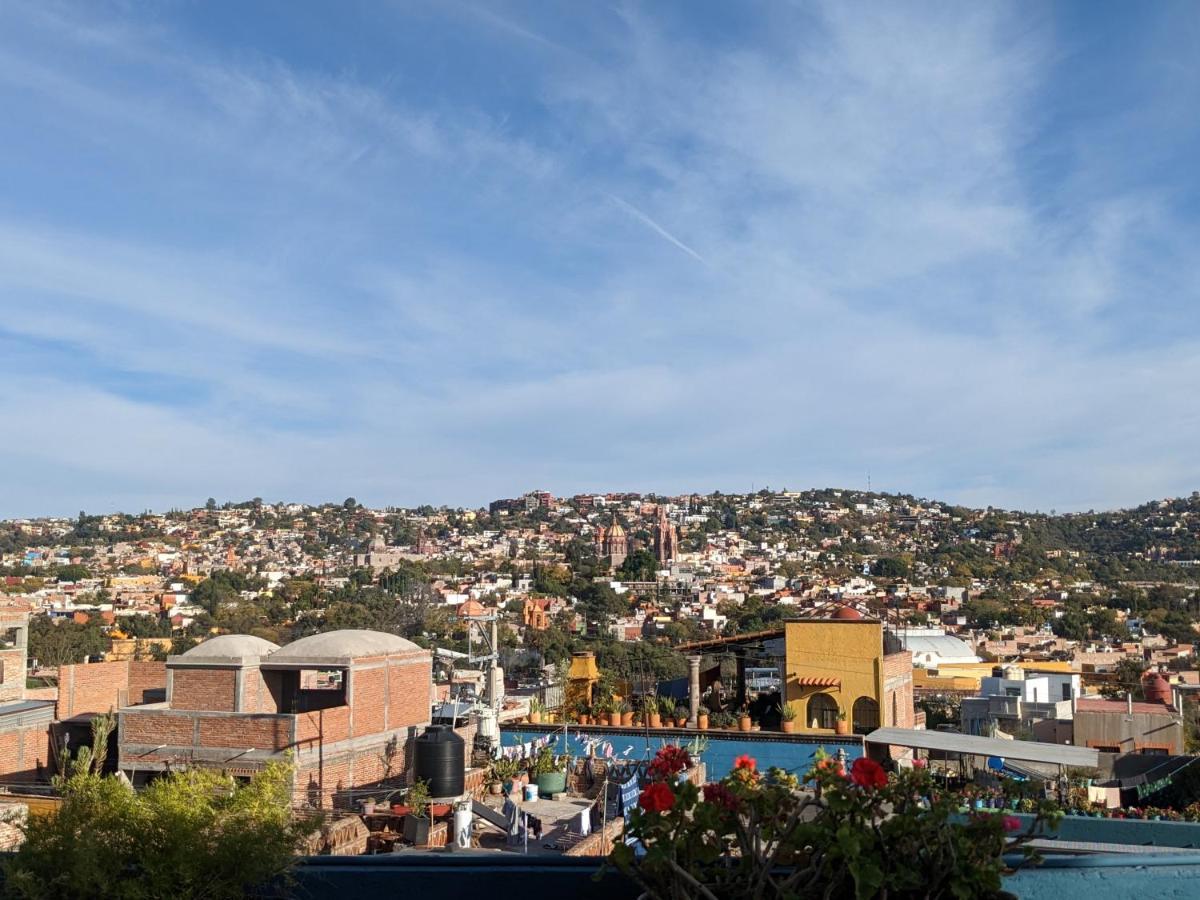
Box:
[865,727,1101,768]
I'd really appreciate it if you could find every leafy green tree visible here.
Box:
[5,760,308,899]
[1100,657,1149,700]
[871,557,910,579]
[618,549,659,582]
[28,617,106,668]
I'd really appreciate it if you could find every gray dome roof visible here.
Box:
[265,629,422,665]
[176,634,280,665]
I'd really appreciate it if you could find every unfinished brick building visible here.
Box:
[0,608,54,781]
[117,629,433,808]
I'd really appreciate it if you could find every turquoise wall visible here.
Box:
[500,725,863,780]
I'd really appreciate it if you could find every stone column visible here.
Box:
[688,655,702,728]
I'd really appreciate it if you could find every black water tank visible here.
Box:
[414,725,465,798]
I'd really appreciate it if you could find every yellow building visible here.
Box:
[783,610,914,734]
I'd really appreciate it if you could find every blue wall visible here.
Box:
[500,725,863,780]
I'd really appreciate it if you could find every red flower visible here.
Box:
[733,754,757,772]
[850,757,887,789]
[648,745,692,780]
[639,782,676,813]
[1002,816,1021,833]
[702,782,740,813]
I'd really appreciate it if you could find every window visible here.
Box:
[852,696,879,734]
[807,693,839,729]
[1005,687,1021,698]
[1061,683,1072,701]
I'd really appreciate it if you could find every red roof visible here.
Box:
[1075,698,1174,716]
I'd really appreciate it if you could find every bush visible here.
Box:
[610,748,1061,900]
[4,761,307,900]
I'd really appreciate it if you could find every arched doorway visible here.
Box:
[807,693,839,729]
[852,696,880,734]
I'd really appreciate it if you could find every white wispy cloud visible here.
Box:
[0,0,1196,515]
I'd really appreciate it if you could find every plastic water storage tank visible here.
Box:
[414,725,466,798]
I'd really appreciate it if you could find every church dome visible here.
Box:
[831,607,863,620]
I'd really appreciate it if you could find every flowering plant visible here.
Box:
[610,747,1061,900]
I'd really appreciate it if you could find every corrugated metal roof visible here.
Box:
[865,727,1101,768]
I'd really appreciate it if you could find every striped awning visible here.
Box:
[794,677,841,689]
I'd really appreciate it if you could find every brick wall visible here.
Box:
[240,668,275,713]
[0,726,51,780]
[128,661,167,705]
[351,666,386,737]
[57,660,167,719]
[387,658,432,731]
[171,668,237,712]
[295,706,351,745]
[882,651,915,729]
[0,649,25,704]
[294,729,416,809]
[196,715,292,751]
[121,710,196,746]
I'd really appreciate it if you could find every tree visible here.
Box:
[343,497,358,510]
[871,557,910,579]
[1100,657,1149,700]
[618,549,659,583]
[28,617,106,668]
[5,760,308,899]
[205,498,217,511]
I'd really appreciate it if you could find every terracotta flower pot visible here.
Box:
[738,716,752,732]
[529,711,542,724]
[835,720,850,735]
[648,713,661,728]
[608,712,621,726]
[781,721,795,733]
[621,711,634,726]
[697,714,709,731]
[579,715,590,725]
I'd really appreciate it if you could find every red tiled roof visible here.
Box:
[795,677,841,688]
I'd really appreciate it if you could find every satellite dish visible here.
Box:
[986,756,1005,771]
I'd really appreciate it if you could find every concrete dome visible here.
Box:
[177,634,280,665]
[265,629,422,665]
[831,607,863,620]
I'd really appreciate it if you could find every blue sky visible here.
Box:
[1,1,1198,517]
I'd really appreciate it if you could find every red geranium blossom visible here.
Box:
[639,781,676,813]
[733,754,757,772]
[1002,816,1021,833]
[648,745,692,780]
[702,782,740,813]
[850,757,887,789]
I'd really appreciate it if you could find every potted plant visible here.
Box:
[737,707,752,732]
[780,701,798,733]
[528,696,543,724]
[620,700,634,727]
[834,709,850,735]
[532,746,568,796]
[609,700,623,727]
[361,796,378,815]
[750,718,761,732]
[697,710,709,730]
[711,711,735,731]
[642,695,661,729]
[674,705,690,728]
[658,696,677,728]
[402,779,432,845]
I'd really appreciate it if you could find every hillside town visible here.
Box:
[1,487,1200,892]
